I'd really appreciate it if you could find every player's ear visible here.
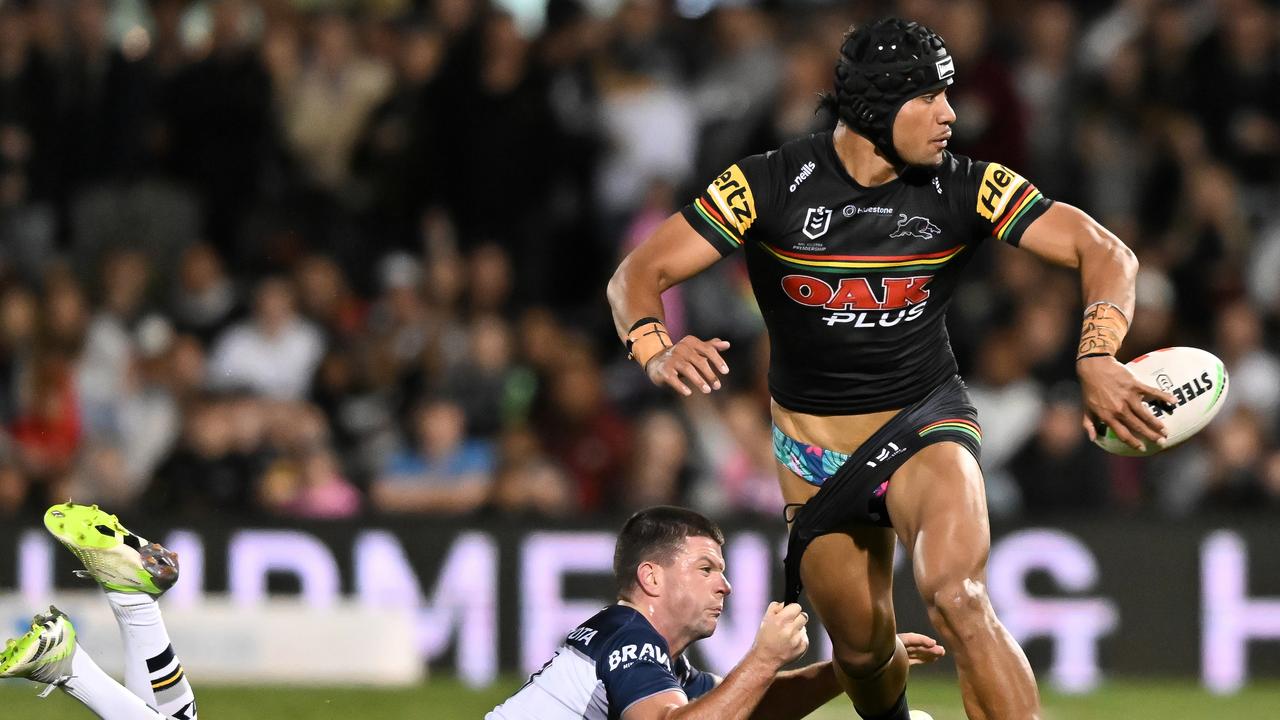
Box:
[635,560,662,598]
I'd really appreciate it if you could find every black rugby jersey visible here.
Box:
[680,130,1052,414]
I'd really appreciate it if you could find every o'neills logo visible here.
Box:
[789,162,817,192]
[782,274,932,310]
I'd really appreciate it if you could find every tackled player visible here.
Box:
[608,17,1177,720]
[488,506,944,719]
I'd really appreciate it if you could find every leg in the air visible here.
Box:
[45,503,198,719]
[1,606,167,720]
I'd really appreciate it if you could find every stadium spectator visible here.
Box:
[968,328,1044,517]
[1214,300,1280,429]
[0,284,38,425]
[163,0,274,260]
[485,426,574,518]
[0,462,29,518]
[293,252,368,342]
[259,444,361,519]
[1010,383,1111,515]
[77,248,152,436]
[935,0,1028,169]
[102,315,182,503]
[536,340,631,512]
[10,346,81,488]
[1015,0,1081,202]
[438,314,529,437]
[1187,0,1280,190]
[168,242,240,345]
[1198,407,1269,510]
[688,392,780,517]
[206,277,324,400]
[146,396,253,515]
[625,408,690,507]
[351,20,448,251]
[372,396,495,514]
[277,11,393,195]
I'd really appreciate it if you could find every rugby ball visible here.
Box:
[1092,346,1229,457]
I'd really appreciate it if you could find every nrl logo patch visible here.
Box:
[803,206,832,239]
[890,214,940,240]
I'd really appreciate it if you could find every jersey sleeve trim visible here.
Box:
[992,184,1048,244]
[617,687,687,717]
[691,197,744,250]
[970,160,1052,247]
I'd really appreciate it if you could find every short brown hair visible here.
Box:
[613,506,725,598]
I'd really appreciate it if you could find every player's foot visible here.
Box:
[908,711,934,720]
[44,503,178,596]
[0,606,77,691]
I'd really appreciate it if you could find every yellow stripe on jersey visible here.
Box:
[975,163,1029,223]
[707,164,757,236]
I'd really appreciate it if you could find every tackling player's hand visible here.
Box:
[750,602,809,670]
[645,336,730,396]
[1077,355,1178,451]
[898,632,945,666]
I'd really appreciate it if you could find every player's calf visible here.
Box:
[923,577,993,642]
[920,576,1038,719]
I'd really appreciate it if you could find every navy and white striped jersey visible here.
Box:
[487,605,718,720]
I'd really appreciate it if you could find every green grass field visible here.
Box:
[4,677,1280,718]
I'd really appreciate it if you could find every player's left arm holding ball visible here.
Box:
[1015,202,1179,450]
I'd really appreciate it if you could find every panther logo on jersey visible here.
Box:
[803,207,833,239]
[890,214,941,240]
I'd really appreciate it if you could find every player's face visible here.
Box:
[663,536,731,641]
[893,88,956,166]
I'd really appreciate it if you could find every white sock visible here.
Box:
[61,646,167,720]
[106,592,198,720]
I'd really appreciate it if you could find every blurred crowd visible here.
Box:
[1,0,1279,522]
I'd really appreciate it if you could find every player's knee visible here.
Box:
[832,645,895,681]
[924,577,994,636]
[828,613,898,679]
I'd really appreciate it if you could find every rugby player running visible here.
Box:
[608,18,1177,720]
[489,506,944,719]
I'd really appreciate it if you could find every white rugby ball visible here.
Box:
[1093,346,1230,457]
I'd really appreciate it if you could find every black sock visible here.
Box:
[856,690,910,720]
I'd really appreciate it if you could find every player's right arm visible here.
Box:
[607,212,732,397]
[609,155,774,397]
[621,602,809,720]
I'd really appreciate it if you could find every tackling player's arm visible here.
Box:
[748,631,945,720]
[621,602,809,720]
[607,212,732,397]
[1017,202,1178,449]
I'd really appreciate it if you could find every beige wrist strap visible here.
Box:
[626,321,673,367]
[1077,301,1130,359]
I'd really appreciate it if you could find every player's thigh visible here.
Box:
[778,462,897,651]
[883,442,991,597]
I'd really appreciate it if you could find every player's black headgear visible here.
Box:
[827,18,955,166]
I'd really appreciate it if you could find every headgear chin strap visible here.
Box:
[832,18,954,166]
